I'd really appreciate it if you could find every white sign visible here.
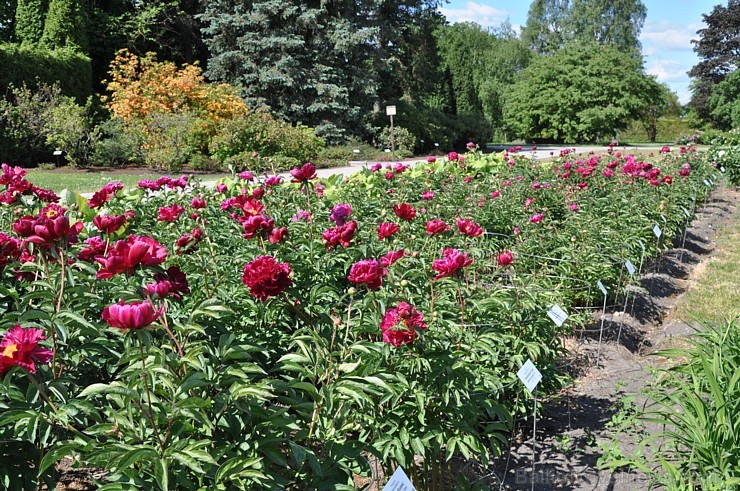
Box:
[625,260,636,275]
[352,149,360,154]
[53,150,63,156]
[385,105,397,116]
[653,224,662,239]
[383,467,415,491]
[720,166,726,173]
[597,280,607,296]
[547,304,568,327]
[704,179,711,187]
[517,359,543,393]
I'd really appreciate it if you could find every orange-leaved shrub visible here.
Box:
[103,50,323,171]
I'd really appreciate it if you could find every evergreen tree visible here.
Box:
[201,0,375,143]
[14,0,47,45]
[40,0,87,51]
[0,0,17,42]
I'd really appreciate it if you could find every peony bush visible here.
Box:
[0,143,717,489]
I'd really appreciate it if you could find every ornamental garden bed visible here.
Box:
[0,144,717,489]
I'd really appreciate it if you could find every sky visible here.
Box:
[438,0,721,104]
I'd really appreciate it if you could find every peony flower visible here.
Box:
[94,214,127,235]
[490,191,501,198]
[377,222,399,240]
[380,302,427,347]
[190,196,206,209]
[239,170,255,181]
[102,300,163,330]
[146,266,190,299]
[447,152,459,161]
[268,226,289,244]
[216,184,227,193]
[0,233,21,269]
[348,259,385,290]
[570,203,579,211]
[291,210,312,223]
[456,218,483,237]
[497,251,514,267]
[385,171,395,180]
[425,219,449,236]
[0,325,53,376]
[370,163,382,172]
[96,235,168,279]
[77,236,106,262]
[290,163,318,183]
[322,221,357,249]
[529,213,544,224]
[432,248,473,280]
[393,203,417,221]
[242,256,292,301]
[13,206,83,247]
[379,249,405,268]
[421,190,434,200]
[242,214,275,240]
[88,182,124,209]
[158,204,185,222]
[330,203,352,226]
[264,175,283,187]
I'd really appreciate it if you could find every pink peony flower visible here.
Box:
[380,302,427,347]
[290,163,318,183]
[393,203,417,221]
[0,325,53,376]
[529,213,544,224]
[432,248,473,280]
[158,204,185,222]
[348,259,386,290]
[379,249,405,268]
[497,251,514,267]
[377,222,399,240]
[102,300,163,330]
[425,219,449,236]
[242,256,292,301]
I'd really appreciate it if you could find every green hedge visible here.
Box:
[0,43,92,102]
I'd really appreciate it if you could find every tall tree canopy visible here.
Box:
[14,0,46,44]
[689,0,740,124]
[522,0,646,54]
[504,43,655,143]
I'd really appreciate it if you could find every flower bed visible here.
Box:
[0,145,715,489]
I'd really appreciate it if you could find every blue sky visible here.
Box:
[439,0,720,104]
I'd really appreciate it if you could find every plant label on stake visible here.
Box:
[660,214,667,225]
[720,166,726,173]
[517,359,542,394]
[704,179,711,187]
[682,207,690,218]
[547,304,568,327]
[597,280,607,296]
[653,224,662,239]
[625,260,636,276]
[383,467,415,491]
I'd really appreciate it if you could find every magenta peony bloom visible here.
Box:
[158,204,185,222]
[290,163,318,183]
[348,259,386,290]
[13,205,83,247]
[421,190,434,200]
[380,302,427,347]
[175,228,203,255]
[425,219,449,236]
[330,203,352,226]
[145,266,190,300]
[377,222,399,240]
[456,218,483,237]
[447,152,459,161]
[0,233,21,269]
[379,249,405,268]
[497,251,514,267]
[190,196,207,209]
[94,214,127,235]
[291,210,312,223]
[432,248,473,280]
[322,221,357,249]
[96,235,168,279]
[393,203,417,221]
[242,256,292,301]
[88,182,124,209]
[0,325,53,376]
[239,170,255,181]
[268,226,289,244]
[242,214,275,240]
[264,175,283,187]
[102,300,163,330]
[529,213,544,224]
[370,163,382,172]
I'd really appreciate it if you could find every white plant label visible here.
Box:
[720,166,726,172]
[638,239,645,252]
[660,214,667,224]
[682,207,690,218]
[547,304,568,327]
[704,179,711,187]
[597,280,607,296]
[653,224,662,239]
[383,467,415,491]
[625,260,636,275]
[517,359,543,394]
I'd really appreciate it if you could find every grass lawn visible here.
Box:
[673,199,740,324]
[26,169,225,195]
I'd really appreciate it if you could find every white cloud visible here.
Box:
[439,2,510,28]
[646,59,689,83]
[640,22,703,52]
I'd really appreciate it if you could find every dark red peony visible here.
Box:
[242,256,292,301]
[393,203,417,221]
[348,259,385,290]
[380,302,427,347]
[432,248,473,280]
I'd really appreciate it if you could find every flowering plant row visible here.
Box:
[0,144,715,489]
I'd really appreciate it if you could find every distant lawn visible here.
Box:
[26,169,225,195]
